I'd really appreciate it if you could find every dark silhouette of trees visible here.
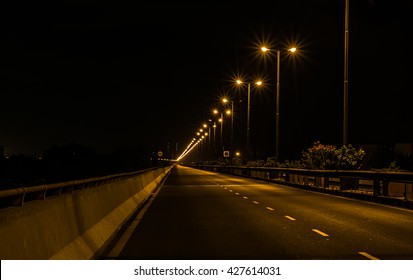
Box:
[0,143,154,190]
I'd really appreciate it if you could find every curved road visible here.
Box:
[105,165,413,260]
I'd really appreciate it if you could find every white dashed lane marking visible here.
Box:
[358,252,380,260]
[312,229,329,237]
[211,181,379,260]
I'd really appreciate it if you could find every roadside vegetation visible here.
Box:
[203,141,413,172]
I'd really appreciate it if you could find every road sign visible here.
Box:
[157,151,163,157]
[223,151,230,157]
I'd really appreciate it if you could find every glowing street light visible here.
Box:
[261,46,297,162]
[236,79,262,160]
[213,109,225,156]
[223,98,234,154]
[203,122,212,161]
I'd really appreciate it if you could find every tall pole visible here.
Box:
[247,83,251,161]
[200,138,203,162]
[208,126,211,161]
[275,49,281,161]
[198,141,201,162]
[230,101,234,155]
[220,112,224,154]
[203,138,205,162]
[343,0,349,145]
[213,122,217,159]
[202,136,204,162]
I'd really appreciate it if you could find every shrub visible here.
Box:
[301,141,365,170]
[231,157,244,166]
[335,144,366,170]
[246,160,265,167]
[264,158,278,167]
[301,141,337,169]
[284,159,305,169]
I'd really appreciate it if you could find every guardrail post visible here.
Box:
[303,176,309,185]
[289,173,297,184]
[382,181,389,196]
[323,177,330,188]
[315,176,321,187]
[298,175,304,185]
[406,183,413,201]
[373,179,381,196]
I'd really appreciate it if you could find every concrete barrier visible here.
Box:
[0,166,173,260]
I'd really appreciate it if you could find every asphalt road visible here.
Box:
[106,165,413,260]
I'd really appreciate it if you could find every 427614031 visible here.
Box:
[226,267,281,276]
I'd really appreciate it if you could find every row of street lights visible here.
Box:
[177,45,298,163]
[178,1,350,163]
[229,47,297,161]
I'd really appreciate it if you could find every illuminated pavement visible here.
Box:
[105,165,413,260]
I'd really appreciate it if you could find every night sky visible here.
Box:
[1,1,412,160]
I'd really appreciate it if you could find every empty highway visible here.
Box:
[104,165,413,260]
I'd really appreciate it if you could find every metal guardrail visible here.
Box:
[0,167,163,209]
[193,165,413,203]
[199,165,413,181]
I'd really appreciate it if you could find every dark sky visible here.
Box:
[1,0,413,159]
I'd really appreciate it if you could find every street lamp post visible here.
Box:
[201,137,204,162]
[220,112,223,151]
[261,46,296,162]
[223,98,234,155]
[276,49,281,163]
[236,80,262,161]
[198,138,202,162]
[247,83,251,160]
[203,123,209,161]
[213,109,224,158]
[230,102,234,154]
[198,127,209,162]
[211,109,219,160]
[202,133,208,161]
[343,0,349,145]
[206,121,212,161]
[214,107,231,159]
[213,122,217,156]
[196,130,202,162]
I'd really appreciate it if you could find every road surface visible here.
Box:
[104,165,413,260]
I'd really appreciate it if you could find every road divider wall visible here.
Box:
[0,165,173,260]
